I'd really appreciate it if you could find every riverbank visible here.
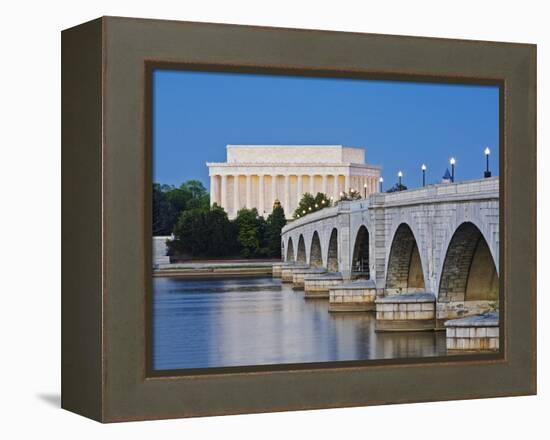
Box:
[153,260,276,278]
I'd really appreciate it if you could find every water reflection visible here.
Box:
[153,277,447,370]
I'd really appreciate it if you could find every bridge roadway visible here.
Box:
[281,177,499,323]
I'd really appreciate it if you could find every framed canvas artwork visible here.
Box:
[62,16,536,422]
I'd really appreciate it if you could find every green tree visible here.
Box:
[153,183,174,236]
[293,192,331,219]
[338,188,362,201]
[235,208,265,258]
[203,204,238,256]
[386,183,408,193]
[180,180,210,210]
[168,204,239,258]
[152,180,210,236]
[265,204,287,258]
[168,208,208,256]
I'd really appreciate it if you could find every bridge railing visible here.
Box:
[282,203,344,233]
[358,176,499,209]
[282,177,499,234]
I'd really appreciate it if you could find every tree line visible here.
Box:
[153,181,286,259]
[153,180,406,260]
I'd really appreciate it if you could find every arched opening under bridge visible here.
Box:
[327,229,338,272]
[352,225,370,279]
[286,237,294,262]
[385,223,425,294]
[296,235,307,263]
[438,222,498,303]
[309,231,323,268]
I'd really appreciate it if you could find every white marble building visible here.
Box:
[207,145,381,219]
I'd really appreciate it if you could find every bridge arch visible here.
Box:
[352,225,370,278]
[327,228,338,272]
[385,223,426,294]
[309,231,323,267]
[285,237,294,262]
[438,222,498,303]
[296,235,307,263]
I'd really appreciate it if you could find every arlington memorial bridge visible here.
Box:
[278,176,499,346]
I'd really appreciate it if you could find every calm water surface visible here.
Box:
[153,277,447,370]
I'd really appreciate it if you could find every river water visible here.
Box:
[153,277,447,371]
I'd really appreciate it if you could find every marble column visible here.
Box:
[309,174,315,194]
[333,174,339,199]
[258,175,265,216]
[344,175,351,194]
[322,174,328,195]
[284,175,290,212]
[297,175,303,202]
[271,175,277,207]
[210,175,217,206]
[220,175,227,209]
[245,175,252,208]
[233,175,239,215]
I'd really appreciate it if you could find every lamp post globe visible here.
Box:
[484,147,492,178]
[449,157,456,182]
[421,164,427,187]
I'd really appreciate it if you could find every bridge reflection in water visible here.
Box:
[152,276,446,371]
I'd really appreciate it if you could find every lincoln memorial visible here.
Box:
[207,145,381,219]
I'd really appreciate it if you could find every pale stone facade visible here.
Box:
[153,236,171,267]
[207,145,381,219]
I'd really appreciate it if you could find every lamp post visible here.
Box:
[484,147,491,178]
[379,177,384,192]
[449,157,456,183]
[363,183,367,198]
[421,164,427,187]
[398,171,403,187]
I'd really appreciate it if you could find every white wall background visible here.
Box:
[0,0,546,437]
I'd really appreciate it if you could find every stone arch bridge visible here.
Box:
[281,177,499,322]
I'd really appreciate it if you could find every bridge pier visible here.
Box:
[304,273,343,299]
[328,280,377,312]
[272,262,294,278]
[281,264,310,283]
[375,292,436,332]
[292,267,327,289]
[435,300,499,329]
[336,206,352,281]
[445,312,499,351]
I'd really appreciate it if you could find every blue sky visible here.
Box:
[153,69,499,190]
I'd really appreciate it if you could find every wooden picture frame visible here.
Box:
[61,16,536,422]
